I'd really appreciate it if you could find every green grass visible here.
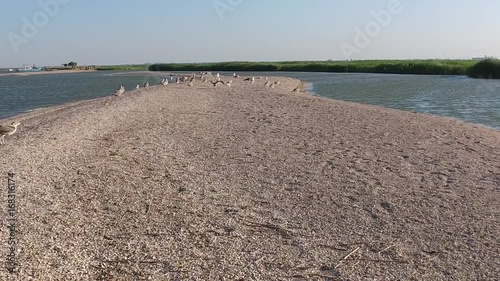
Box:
[95,60,499,79]
[96,64,150,71]
[148,60,477,76]
[468,59,500,79]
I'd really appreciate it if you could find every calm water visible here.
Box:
[1,71,499,130]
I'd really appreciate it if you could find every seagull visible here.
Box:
[202,77,208,83]
[0,121,21,145]
[144,82,149,88]
[188,81,194,87]
[212,80,224,87]
[292,87,300,92]
[113,86,125,96]
[136,84,140,89]
[226,80,233,87]
[216,73,220,78]
[264,81,270,86]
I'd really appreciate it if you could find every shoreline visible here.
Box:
[0,76,499,280]
[1,74,498,132]
[0,69,96,77]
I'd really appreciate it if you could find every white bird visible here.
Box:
[113,86,125,96]
[188,81,194,87]
[144,82,149,88]
[264,81,270,86]
[227,80,233,87]
[202,77,208,83]
[270,83,275,89]
[136,84,140,89]
[216,73,220,78]
[0,121,21,145]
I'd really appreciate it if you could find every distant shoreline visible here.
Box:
[91,59,500,78]
[0,69,96,77]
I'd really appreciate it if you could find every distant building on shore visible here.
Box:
[472,56,494,61]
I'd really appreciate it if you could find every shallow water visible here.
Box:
[1,71,499,130]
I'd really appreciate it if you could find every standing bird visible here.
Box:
[0,121,21,145]
[136,84,140,89]
[113,86,125,96]
[144,81,149,88]
[188,81,194,87]
[264,81,270,86]
[226,80,233,87]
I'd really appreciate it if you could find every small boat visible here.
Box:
[17,65,44,72]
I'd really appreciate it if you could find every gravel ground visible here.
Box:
[0,76,499,280]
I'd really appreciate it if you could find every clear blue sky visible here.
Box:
[1,0,499,67]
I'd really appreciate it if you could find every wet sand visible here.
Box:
[0,76,498,280]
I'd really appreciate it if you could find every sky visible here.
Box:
[1,0,499,67]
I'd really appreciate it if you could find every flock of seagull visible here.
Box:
[112,72,301,97]
[0,73,301,144]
